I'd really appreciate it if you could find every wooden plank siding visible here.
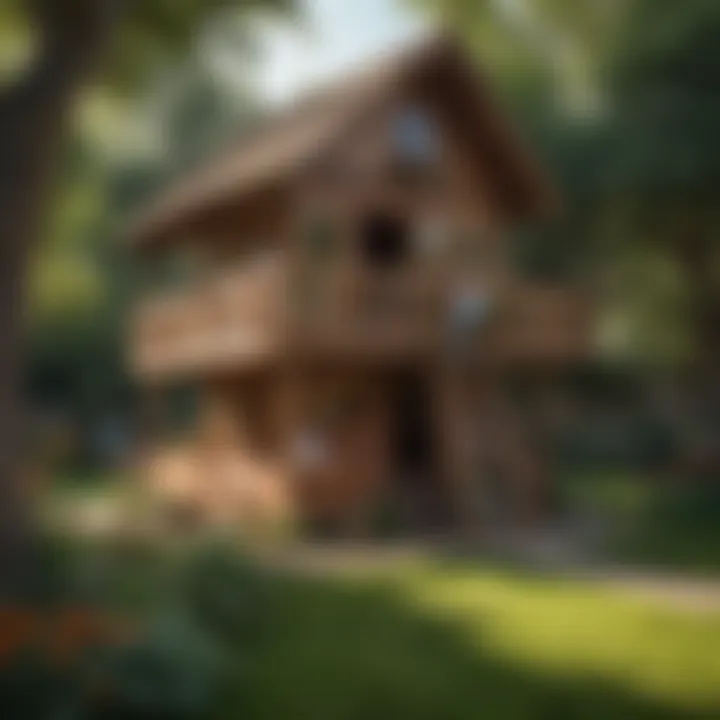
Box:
[130,254,288,380]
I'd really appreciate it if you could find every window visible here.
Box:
[360,211,411,270]
[392,107,439,165]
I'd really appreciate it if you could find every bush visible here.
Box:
[0,536,269,719]
[97,610,224,720]
[179,541,270,651]
[614,482,720,572]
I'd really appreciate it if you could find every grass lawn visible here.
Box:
[39,472,720,717]
[241,560,720,720]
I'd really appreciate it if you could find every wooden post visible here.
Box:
[435,369,481,539]
[275,368,306,528]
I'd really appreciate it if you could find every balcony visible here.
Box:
[293,267,594,364]
[130,257,595,380]
[130,257,287,379]
[292,264,444,359]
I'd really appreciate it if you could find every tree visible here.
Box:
[418,0,720,480]
[0,0,293,593]
[607,0,720,368]
[604,0,720,479]
[27,56,265,487]
[412,0,628,111]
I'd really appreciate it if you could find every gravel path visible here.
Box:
[264,541,720,614]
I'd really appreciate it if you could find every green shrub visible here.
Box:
[97,610,223,720]
[613,482,720,572]
[0,652,91,719]
[0,536,268,719]
[179,542,270,650]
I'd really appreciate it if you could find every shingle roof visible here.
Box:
[128,35,557,247]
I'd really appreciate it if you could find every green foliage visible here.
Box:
[0,538,268,719]
[117,0,293,78]
[511,227,583,281]
[413,0,628,108]
[607,0,720,201]
[179,542,270,650]
[559,471,720,572]
[0,612,222,720]
[27,30,267,469]
[6,537,720,718]
[0,654,90,720]
[598,244,694,364]
[0,0,296,90]
[420,0,720,365]
[102,610,224,720]
[611,481,720,573]
[0,1,35,87]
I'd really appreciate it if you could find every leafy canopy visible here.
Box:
[0,0,295,89]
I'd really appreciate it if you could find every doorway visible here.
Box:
[386,371,449,532]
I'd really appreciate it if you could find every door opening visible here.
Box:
[387,371,449,531]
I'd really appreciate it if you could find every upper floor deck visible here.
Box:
[129,250,595,381]
[127,38,584,382]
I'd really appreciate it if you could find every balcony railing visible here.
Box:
[293,264,444,357]
[130,257,287,378]
[130,258,595,379]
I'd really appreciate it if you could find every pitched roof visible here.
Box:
[128,35,557,247]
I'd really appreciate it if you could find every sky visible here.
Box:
[239,0,596,115]
[253,0,429,104]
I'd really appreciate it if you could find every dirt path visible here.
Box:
[566,566,720,613]
[263,541,720,614]
[49,491,720,614]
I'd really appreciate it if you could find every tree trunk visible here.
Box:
[0,0,118,596]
